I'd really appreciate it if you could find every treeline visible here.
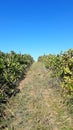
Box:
[38,49,73,98]
[0,51,34,119]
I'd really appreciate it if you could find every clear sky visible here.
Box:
[0,0,73,60]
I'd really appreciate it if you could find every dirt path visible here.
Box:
[4,62,73,130]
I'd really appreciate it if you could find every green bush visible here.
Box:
[0,51,34,119]
[38,49,73,96]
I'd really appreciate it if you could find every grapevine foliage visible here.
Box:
[0,51,34,118]
[38,49,73,96]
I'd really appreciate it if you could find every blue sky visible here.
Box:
[0,0,73,60]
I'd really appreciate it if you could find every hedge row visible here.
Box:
[0,51,34,118]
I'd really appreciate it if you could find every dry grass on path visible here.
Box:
[2,62,73,130]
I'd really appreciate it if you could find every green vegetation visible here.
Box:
[38,49,73,95]
[0,49,73,129]
[38,49,73,111]
[1,62,73,130]
[0,51,34,120]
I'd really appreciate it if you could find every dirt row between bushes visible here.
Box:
[2,62,73,130]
